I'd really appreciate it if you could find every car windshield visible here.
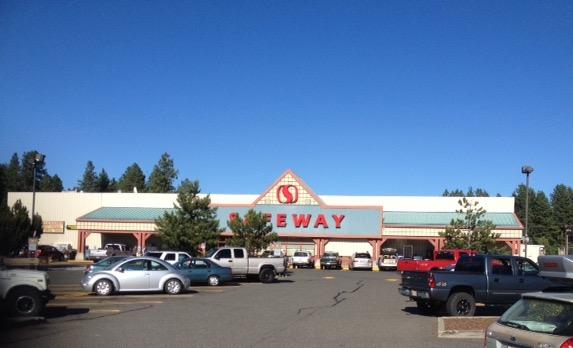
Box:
[436,251,455,260]
[323,253,338,257]
[355,253,370,259]
[145,252,163,258]
[206,249,218,258]
[498,298,573,336]
[294,252,308,257]
[96,256,125,267]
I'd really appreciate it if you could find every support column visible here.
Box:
[77,230,92,260]
[428,238,438,250]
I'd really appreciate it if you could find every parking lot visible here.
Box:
[1,268,483,348]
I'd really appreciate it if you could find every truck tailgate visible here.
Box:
[401,271,430,290]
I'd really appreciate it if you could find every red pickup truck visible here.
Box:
[397,249,476,272]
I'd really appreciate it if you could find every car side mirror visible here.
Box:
[117,267,124,273]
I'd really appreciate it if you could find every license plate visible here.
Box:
[411,290,417,296]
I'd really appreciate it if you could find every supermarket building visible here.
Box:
[8,170,524,261]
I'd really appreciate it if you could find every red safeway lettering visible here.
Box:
[292,214,312,228]
[314,214,329,228]
[332,215,345,228]
[276,214,287,228]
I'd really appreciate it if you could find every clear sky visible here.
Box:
[1,1,572,197]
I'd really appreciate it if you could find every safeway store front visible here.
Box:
[8,170,524,262]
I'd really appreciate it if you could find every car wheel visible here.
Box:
[94,279,113,296]
[207,275,220,287]
[446,292,475,316]
[259,268,276,284]
[7,287,42,317]
[164,279,183,295]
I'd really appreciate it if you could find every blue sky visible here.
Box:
[1,1,572,197]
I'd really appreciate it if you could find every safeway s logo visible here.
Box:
[276,185,299,204]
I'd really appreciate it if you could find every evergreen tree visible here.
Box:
[108,178,118,192]
[40,174,63,192]
[551,184,573,234]
[97,169,111,192]
[530,191,560,254]
[6,153,22,191]
[227,209,278,256]
[148,153,178,193]
[155,180,222,254]
[20,151,48,191]
[78,161,98,192]
[0,165,7,206]
[118,163,146,193]
[0,200,43,256]
[439,198,500,253]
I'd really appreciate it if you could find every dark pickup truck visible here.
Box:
[399,254,560,316]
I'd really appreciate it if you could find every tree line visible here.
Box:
[77,152,179,193]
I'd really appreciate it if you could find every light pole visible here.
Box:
[30,153,45,238]
[521,165,534,259]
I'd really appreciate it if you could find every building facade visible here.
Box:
[8,170,523,261]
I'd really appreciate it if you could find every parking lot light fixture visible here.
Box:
[521,165,534,259]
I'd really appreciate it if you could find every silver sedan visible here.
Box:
[81,256,190,296]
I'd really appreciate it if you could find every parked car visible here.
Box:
[53,243,77,260]
[36,245,65,261]
[175,258,232,286]
[397,249,476,272]
[0,262,54,317]
[320,252,342,270]
[292,251,314,268]
[144,250,192,265]
[378,248,398,271]
[400,254,561,316]
[350,252,372,270]
[87,243,133,261]
[485,255,573,348]
[206,247,287,283]
[81,256,190,296]
[84,256,127,275]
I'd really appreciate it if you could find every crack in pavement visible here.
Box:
[296,280,365,316]
[250,280,366,348]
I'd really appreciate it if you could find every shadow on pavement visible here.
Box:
[401,303,509,317]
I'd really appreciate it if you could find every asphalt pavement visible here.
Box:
[1,268,484,348]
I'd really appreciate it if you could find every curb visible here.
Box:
[437,316,498,339]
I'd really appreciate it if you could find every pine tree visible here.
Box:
[40,174,63,192]
[78,161,98,192]
[118,163,146,193]
[97,169,111,192]
[551,184,573,232]
[530,191,561,254]
[147,153,178,193]
[155,180,222,254]
[439,198,500,253]
[0,200,43,256]
[20,151,48,191]
[227,209,278,256]
[6,153,22,191]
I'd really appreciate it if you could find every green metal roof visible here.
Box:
[78,207,522,228]
[77,207,175,222]
[383,212,521,228]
